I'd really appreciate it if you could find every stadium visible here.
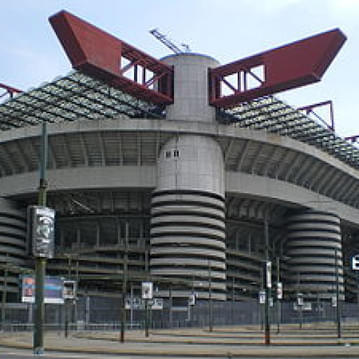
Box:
[0,11,357,320]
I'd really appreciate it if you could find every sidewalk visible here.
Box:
[1,326,359,357]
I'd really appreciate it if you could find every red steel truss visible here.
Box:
[297,100,335,131]
[49,11,173,105]
[209,29,346,108]
[0,83,22,100]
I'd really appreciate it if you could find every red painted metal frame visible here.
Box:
[297,100,335,131]
[49,11,173,105]
[345,135,359,143]
[0,83,22,99]
[209,29,346,108]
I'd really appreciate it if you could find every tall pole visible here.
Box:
[144,299,149,337]
[144,246,149,337]
[276,256,281,334]
[169,285,173,328]
[1,266,8,331]
[264,216,271,345]
[335,248,341,338]
[120,221,128,342]
[33,122,48,355]
[64,256,71,338]
[130,284,134,329]
[297,273,303,329]
[208,260,213,332]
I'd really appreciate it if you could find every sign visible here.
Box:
[294,302,312,311]
[189,294,196,306]
[269,297,274,307]
[332,295,337,308]
[21,276,64,304]
[151,298,163,310]
[276,282,283,300]
[259,290,266,304]
[125,297,163,310]
[28,206,55,258]
[142,282,153,300]
[352,254,359,270]
[125,297,143,310]
[63,280,77,300]
[265,261,272,288]
[297,292,304,306]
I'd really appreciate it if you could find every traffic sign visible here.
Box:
[352,254,359,270]
[142,281,153,299]
[276,282,283,300]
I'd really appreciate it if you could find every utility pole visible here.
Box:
[33,122,48,355]
[276,257,281,334]
[335,248,341,338]
[264,215,271,345]
[143,247,150,337]
[120,221,129,342]
[297,273,303,329]
[169,285,173,328]
[64,256,71,338]
[1,265,8,331]
[208,260,213,332]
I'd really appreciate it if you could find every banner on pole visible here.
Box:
[21,275,64,304]
[28,206,55,258]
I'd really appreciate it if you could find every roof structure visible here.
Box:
[218,96,359,171]
[0,71,164,130]
[0,70,358,172]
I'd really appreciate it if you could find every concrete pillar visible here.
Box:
[285,210,344,301]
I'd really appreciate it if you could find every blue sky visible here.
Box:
[1,0,358,136]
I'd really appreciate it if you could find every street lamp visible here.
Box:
[335,248,341,339]
[263,215,271,345]
[208,260,213,332]
[120,221,129,343]
[33,122,49,355]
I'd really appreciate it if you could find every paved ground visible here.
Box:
[2,325,359,357]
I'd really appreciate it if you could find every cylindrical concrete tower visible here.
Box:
[0,198,27,300]
[150,54,226,300]
[285,210,344,300]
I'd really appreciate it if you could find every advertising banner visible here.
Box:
[28,205,55,259]
[21,275,64,304]
[141,281,153,299]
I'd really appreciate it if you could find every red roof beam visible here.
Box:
[49,10,174,105]
[297,100,335,131]
[209,29,346,108]
[0,83,22,98]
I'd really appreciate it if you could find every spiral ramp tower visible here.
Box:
[286,210,344,300]
[0,199,27,301]
[150,54,227,300]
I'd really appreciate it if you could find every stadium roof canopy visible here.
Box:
[0,71,165,130]
[0,70,359,171]
[220,97,359,170]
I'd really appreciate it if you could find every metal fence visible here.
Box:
[2,296,359,331]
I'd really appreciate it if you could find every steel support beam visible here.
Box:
[209,29,346,108]
[49,11,174,105]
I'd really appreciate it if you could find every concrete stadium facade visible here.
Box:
[1,52,358,307]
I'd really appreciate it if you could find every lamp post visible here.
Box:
[33,122,48,355]
[120,221,129,342]
[1,265,8,331]
[263,216,271,345]
[335,248,341,338]
[208,260,213,332]
[276,257,282,334]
